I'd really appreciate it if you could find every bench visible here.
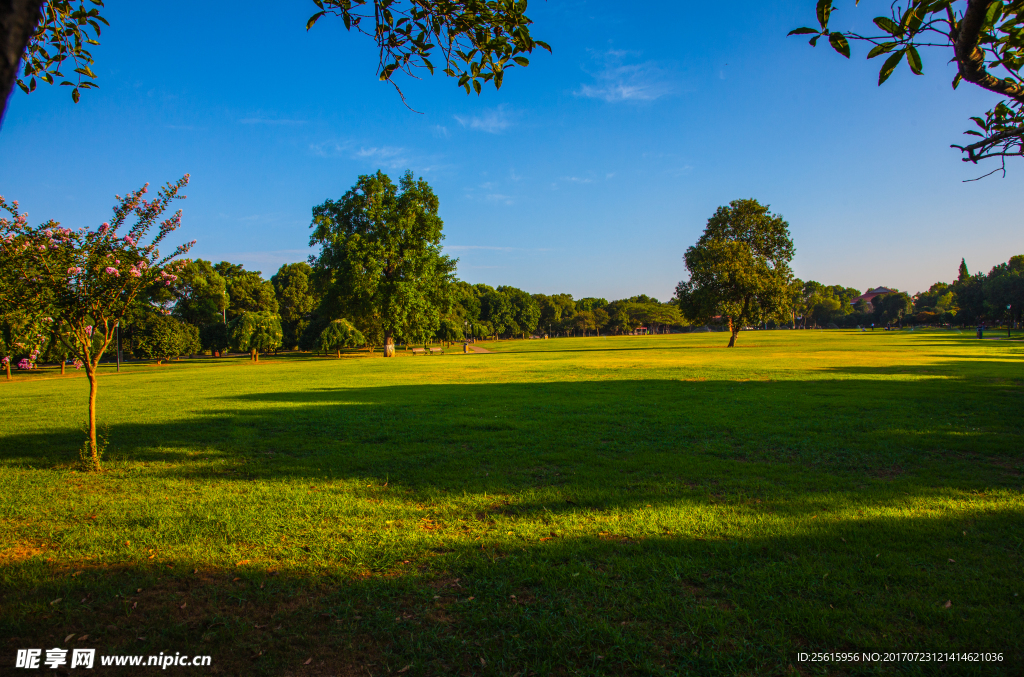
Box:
[430,347,443,354]
[412,348,425,355]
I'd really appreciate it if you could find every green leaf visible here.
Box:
[306,11,325,30]
[829,32,850,58]
[867,42,896,59]
[788,27,819,36]
[512,56,529,67]
[984,1,1003,29]
[809,35,820,47]
[952,72,962,90]
[72,87,80,103]
[906,45,923,75]
[872,16,900,35]
[473,79,482,95]
[878,49,904,85]
[816,0,832,30]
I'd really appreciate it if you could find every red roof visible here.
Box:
[851,287,895,306]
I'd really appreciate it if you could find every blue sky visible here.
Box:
[2,1,1022,301]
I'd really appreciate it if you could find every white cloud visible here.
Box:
[354,146,410,169]
[239,118,307,125]
[561,176,593,184]
[454,105,514,133]
[575,50,672,103]
[432,125,450,138]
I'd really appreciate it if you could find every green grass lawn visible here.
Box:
[1,330,1022,676]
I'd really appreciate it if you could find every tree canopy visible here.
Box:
[309,170,457,356]
[793,1,1024,176]
[317,317,365,357]
[1,0,549,118]
[229,311,283,362]
[676,199,795,347]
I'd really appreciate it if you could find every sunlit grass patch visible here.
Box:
[1,329,1022,675]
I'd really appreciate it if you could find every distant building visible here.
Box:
[850,287,895,310]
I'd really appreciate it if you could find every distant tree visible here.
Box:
[225,270,278,320]
[573,310,597,337]
[172,259,229,327]
[200,322,229,354]
[792,2,1024,176]
[873,292,914,327]
[676,199,795,347]
[959,258,971,282]
[954,273,987,324]
[272,262,318,349]
[479,287,516,338]
[534,292,575,335]
[498,285,540,338]
[0,176,193,470]
[317,318,365,357]
[134,314,200,363]
[229,311,283,362]
[309,170,456,356]
[575,297,608,312]
[436,317,465,345]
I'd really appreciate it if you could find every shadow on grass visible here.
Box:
[1,508,1020,676]
[2,367,1022,492]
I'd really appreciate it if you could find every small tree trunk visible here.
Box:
[727,316,738,347]
[250,348,257,362]
[4,361,10,380]
[61,361,65,375]
[84,368,101,471]
[336,349,341,358]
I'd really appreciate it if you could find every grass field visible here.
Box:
[1,330,1022,676]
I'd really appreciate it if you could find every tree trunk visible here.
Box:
[336,349,341,358]
[0,0,45,121]
[84,368,101,471]
[60,361,65,375]
[384,334,395,357]
[727,316,738,347]
[250,348,257,362]
[4,360,9,380]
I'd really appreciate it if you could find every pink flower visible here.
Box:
[129,267,142,277]
[73,359,83,370]
[98,222,110,234]
[84,326,93,337]
[124,236,136,245]
[105,266,120,276]
[1,356,9,366]
[67,266,83,275]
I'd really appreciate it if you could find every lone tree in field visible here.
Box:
[229,311,282,362]
[0,175,193,470]
[309,170,457,357]
[676,199,795,348]
[792,1,1024,176]
[317,318,365,357]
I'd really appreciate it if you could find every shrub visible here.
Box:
[229,311,282,362]
[317,318,365,357]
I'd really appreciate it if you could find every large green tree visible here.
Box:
[794,1,1024,175]
[675,199,795,347]
[272,262,318,349]
[1,1,548,118]
[221,267,278,320]
[309,170,456,356]
[172,259,229,327]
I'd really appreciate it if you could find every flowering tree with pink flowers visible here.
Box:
[0,175,194,470]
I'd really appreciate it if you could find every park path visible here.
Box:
[467,345,493,353]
